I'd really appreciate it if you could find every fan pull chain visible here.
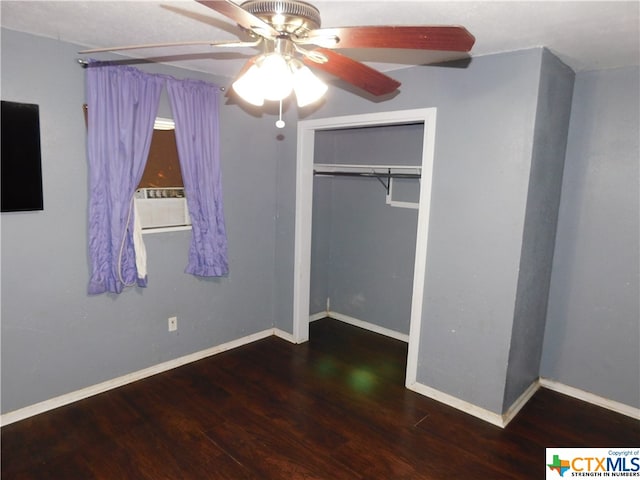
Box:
[276,99,285,129]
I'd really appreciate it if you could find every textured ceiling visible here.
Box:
[2,1,639,79]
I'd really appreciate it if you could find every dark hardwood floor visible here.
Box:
[2,318,638,479]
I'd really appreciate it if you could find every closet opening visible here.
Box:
[293,109,437,389]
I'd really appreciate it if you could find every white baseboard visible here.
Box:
[326,311,410,343]
[0,328,275,427]
[309,311,328,322]
[407,381,508,428]
[540,377,640,420]
[407,380,538,428]
[408,376,640,428]
[502,381,540,426]
[273,328,297,344]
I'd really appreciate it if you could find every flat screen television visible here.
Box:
[1,100,44,212]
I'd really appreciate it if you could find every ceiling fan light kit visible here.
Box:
[231,35,328,107]
[79,0,475,124]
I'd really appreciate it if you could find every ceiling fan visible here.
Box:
[80,0,475,115]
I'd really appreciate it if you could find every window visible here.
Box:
[83,105,191,233]
[135,118,192,233]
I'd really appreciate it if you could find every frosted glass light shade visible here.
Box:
[292,64,328,107]
[232,64,264,106]
[232,54,327,107]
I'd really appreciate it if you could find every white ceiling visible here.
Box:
[2,1,639,79]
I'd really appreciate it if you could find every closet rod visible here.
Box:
[313,169,421,195]
[313,171,421,179]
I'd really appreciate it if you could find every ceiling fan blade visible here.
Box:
[196,0,279,38]
[79,39,260,54]
[303,48,400,97]
[304,25,475,52]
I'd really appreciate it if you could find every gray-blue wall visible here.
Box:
[541,66,640,409]
[401,50,545,414]
[504,49,575,410]
[0,28,283,413]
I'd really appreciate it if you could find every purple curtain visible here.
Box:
[166,78,228,276]
[86,63,164,294]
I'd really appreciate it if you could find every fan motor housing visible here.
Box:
[241,0,321,35]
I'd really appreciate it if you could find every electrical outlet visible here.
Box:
[168,316,178,332]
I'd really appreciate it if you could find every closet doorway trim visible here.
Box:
[293,107,437,388]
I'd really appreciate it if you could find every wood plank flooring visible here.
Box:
[2,318,638,479]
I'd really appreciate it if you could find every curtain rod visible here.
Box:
[76,59,225,91]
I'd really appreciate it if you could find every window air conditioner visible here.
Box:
[134,188,191,229]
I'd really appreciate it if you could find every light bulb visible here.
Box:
[260,53,293,101]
